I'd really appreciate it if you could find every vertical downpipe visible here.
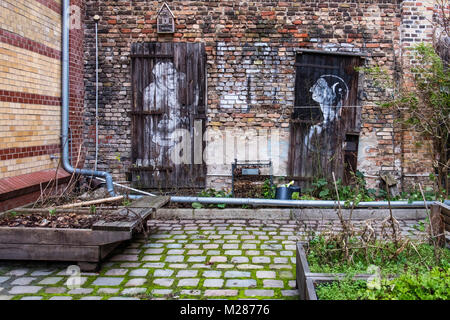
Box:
[94,15,99,171]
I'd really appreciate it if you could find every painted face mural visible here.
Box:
[305,75,349,152]
[143,61,186,148]
[310,75,349,125]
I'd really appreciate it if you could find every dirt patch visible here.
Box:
[233,168,271,198]
[0,211,135,229]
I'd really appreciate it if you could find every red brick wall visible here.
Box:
[68,0,86,167]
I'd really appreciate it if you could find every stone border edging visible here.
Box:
[155,208,426,220]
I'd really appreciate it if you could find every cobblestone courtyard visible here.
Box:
[0,218,423,300]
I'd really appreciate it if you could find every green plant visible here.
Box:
[307,236,450,276]
[8,211,18,217]
[90,205,97,214]
[301,171,376,204]
[195,188,231,209]
[122,198,131,206]
[360,267,450,300]
[48,208,56,216]
[261,179,276,199]
[359,43,449,198]
[315,279,367,300]
[192,202,203,209]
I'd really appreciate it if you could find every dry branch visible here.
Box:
[55,196,124,209]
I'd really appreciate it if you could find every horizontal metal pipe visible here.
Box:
[170,196,439,208]
[128,195,144,200]
[94,177,156,197]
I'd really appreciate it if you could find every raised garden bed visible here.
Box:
[296,242,372,300]
[0,196,169,271]
[296,239,450,300]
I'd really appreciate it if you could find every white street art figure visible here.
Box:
[304,75,349,151]
[142,61,191,166]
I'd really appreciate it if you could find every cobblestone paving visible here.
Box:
[0,218,423,300]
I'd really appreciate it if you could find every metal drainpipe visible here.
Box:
[94,14,100,172]
[170,196,444,208]
[61,0,115,196]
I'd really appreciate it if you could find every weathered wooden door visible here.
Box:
[288,51,363,187]
[130,42,206,190]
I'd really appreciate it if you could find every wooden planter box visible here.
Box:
[430,202,450,247]
[0,227,133,271]
[296,242,372,300]
[0,196,169,271]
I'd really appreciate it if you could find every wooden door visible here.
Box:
[288,52,363,188]
[130,42,207,190]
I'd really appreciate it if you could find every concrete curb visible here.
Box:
[155,208,426,220]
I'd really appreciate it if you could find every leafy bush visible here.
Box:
[299,171,445,203]
[192,188,231,209]
[315,279,367,300]
[310,236,450,300]
[261,179,276,199]
[292,192,316,200]
[307,236,450,276]
[301,171,376,205]
[359,43,449,198]
[360,267,450,300]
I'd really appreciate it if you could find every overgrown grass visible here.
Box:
[307,237,450,276]
[307,237,450,300]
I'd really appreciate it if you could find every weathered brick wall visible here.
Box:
[397,0,437,188]
[68,0,87,168]
[83,0,437,191]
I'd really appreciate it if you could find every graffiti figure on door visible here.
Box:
[142,61,192,166]
[304,75,348,152]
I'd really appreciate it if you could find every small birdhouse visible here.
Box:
[157,2,175,34]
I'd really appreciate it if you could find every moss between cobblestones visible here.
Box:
[1,220,301,300]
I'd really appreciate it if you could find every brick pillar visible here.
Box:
[68,0,86,168]
[398,0,436,189]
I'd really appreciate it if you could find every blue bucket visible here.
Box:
[275,186,301,200]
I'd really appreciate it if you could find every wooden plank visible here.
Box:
[130,196,170,209]
[128,111,164,116]
[100,242,123,260]
[56,196,124,209]
[433,202,450,232]
[0,244,100,262]
[440,203,450,217]
[443,215,450,231]
[130,54,173,58]
[430,204,446,246]
[305,278,317,300]
[296,242,316,300]
[0,227,131,245]
[92,207,153,231]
